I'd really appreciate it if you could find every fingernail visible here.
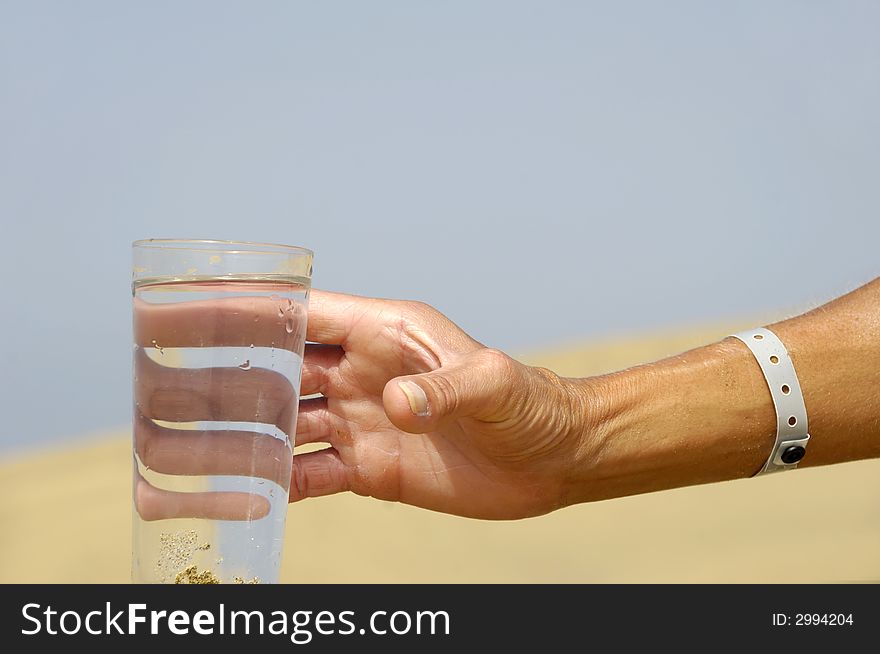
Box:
[398,380,429,416]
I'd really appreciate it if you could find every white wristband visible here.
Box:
[731,327,810,476]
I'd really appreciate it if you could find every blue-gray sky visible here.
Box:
[1,1,878,453]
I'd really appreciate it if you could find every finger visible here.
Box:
[306,289,376,345]
[295,397,341,447]
[288,448,350,501]
[135,475,271,521]
[135,349,296,430]
[308,291,483,362]
[135,413,292,481]
[300,343,345,396]
[134,294,305,351]
[383,348,516,433]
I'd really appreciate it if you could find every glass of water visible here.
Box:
[131,239,312,583]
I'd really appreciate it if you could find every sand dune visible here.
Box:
[2,323,878,583]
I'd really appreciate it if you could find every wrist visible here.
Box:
[562,339,777,506]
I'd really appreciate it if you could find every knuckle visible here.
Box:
[477,348,532,417]
[478,348,517,383]
[426,372,460,414]
[290,461,309,500]
[389,311,444,372]
[295,411,313,439]
[398,299,440,323]
[406,299,433,314]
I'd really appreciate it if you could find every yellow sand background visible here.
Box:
[1,323,878,583]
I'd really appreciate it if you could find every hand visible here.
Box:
[132,289,593,522]
[294,291,594,519]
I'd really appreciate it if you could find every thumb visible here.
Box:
[382,348,517,433]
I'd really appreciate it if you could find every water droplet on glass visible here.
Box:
[285,317,295,334]
[238,360,251,370]
[151,339,164,355]
[249,343,254,349]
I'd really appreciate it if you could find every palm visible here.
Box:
[294,294,569,519]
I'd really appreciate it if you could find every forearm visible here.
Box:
[564,277,880,505]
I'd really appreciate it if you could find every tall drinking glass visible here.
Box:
[131,239,312,583]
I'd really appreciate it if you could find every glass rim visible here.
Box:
[132,238,314,257]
